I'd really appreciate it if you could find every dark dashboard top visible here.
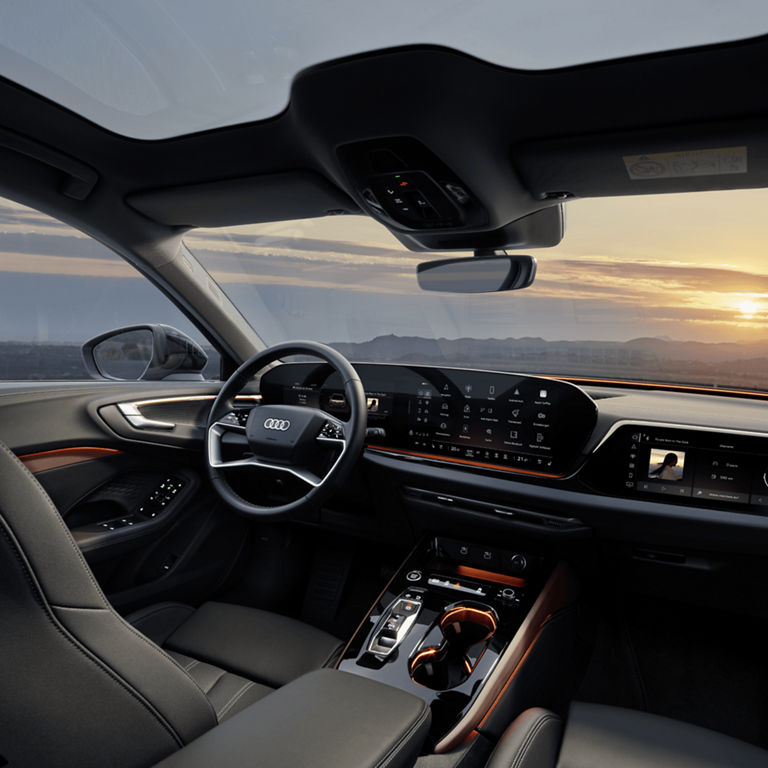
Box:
[260,362,768,521]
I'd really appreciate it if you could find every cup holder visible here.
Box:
[410,604,498,691]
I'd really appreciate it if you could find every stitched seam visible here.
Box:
[376,702,431,768]
[0,519,182,749]
[129,604,194,632]
[0,440,217,723]
[200,668,228,695]
[0,441,108,602]
[510,714,558,768]
[216,680,256,720]
[109,603,217,720]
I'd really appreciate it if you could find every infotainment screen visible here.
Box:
[587,423,768,510]
[260,362,598,477]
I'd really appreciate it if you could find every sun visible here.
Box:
[738,299,760,317]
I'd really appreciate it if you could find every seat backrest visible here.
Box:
[0,441,217,768]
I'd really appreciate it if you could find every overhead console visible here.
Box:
[582,422,768,514]
[336,137,565,252]
[259,362,597,478]
[337,137,485,231]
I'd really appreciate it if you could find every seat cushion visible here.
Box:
[166,650,273,722]
[127,600,343,720]
[487,702,768,768]
[558,702,768,768]
[161,601,344,689]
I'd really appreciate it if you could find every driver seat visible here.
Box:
[0,440,342,768]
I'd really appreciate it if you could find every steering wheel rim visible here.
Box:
[205,340,366,518]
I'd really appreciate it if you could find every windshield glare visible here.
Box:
[187,189,768,392]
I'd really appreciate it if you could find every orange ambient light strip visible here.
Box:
[18,447,121,474]
[367,445,563,479]
[559,374,768,400]
[439,606,497,635]
[455,565,526,589]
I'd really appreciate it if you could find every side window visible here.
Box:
[0,197,220,380]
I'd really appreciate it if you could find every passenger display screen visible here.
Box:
[590,424,768,509]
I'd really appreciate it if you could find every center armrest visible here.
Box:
[154,668,431,768]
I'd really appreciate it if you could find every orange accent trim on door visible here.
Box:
[367,445,562,478]
[18,447,121,474]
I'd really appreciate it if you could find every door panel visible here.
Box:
[1,379,249,612]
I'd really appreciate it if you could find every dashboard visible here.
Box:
[260,362,768,521]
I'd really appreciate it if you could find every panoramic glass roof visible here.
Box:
[2,1,768,140]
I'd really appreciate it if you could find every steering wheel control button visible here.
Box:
[406,569,422,582]
[320,422,344,440]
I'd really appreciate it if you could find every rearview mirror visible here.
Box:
[82,324,208,381]
[417,253,537,293]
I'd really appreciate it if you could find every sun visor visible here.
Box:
[127,171,359,228]
[515,121,768,201]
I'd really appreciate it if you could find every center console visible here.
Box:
[336,537,577,752]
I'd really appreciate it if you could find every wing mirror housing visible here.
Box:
[82,324,208,381]
[417,250,537,293]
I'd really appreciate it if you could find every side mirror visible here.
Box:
[82,324,208,381]
[417,252,537,293]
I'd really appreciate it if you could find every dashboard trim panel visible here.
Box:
[367,444,565,479]
[592,418,768,453]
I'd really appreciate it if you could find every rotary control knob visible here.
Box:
[500,588,517,603]
[508,553,527,573]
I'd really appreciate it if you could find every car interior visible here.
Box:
[4,5,768,767]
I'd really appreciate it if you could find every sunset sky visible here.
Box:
[1,189,768,348]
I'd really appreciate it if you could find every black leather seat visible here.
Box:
[486,702,768,768]
[127,601,342,722]
[0,440,341,768]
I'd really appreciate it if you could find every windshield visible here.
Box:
[187,189,768,392]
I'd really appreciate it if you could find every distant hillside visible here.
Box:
[4,337,768,392]
[331,335,768,391]
[0,342,219,380]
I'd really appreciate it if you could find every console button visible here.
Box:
[393,599,419,615]
[507,553,528,573]
[377,636,396,648]
[383,615,406,634]
[406,569,422,582]
[477,548,499,570]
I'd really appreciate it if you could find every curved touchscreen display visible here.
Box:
[261,363,598,477]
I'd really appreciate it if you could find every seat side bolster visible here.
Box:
[485,708,562,768]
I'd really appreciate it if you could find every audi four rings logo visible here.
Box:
[263,418,291,431]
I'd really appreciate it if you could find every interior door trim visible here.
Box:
[18,447,122,474]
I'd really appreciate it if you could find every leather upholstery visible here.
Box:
[0,440,215,768]
[0,439,345,766]
[485,708,563,768]
[558,702,768,768]
[489,702,768,768]
[154,668,432,768]
[161,601,344,688]
[127,600,344,718]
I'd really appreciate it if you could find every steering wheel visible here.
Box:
[205,341,366,517]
